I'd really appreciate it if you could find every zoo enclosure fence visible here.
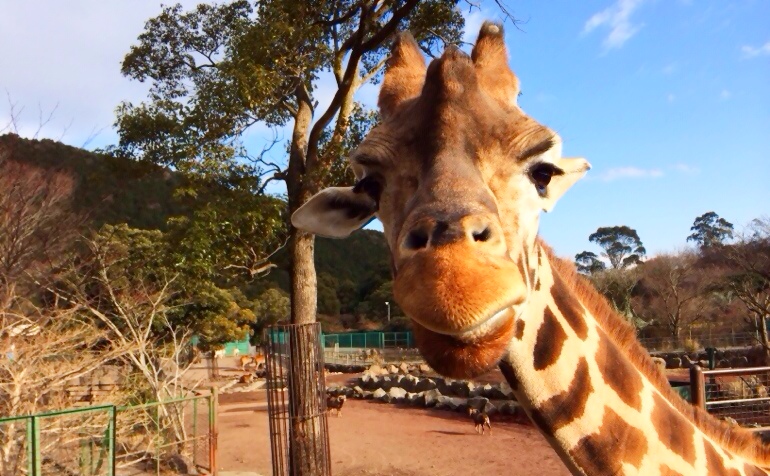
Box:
[0,391,217,476]
[690,365,770,432]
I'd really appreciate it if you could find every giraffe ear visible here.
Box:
[379,32,426,119]
[542,158,591,213]
[291,187,377,238]
[472,22,520,109]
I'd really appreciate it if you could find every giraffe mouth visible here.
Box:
[410,305,518,379]
[413,303,519,339]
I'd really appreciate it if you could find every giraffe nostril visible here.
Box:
[404,228,429,250]
[472,227,492,242]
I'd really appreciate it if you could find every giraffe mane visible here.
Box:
[540,239,770,467]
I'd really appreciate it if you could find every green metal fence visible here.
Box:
[321,331,413,349]
[0,391,217,476]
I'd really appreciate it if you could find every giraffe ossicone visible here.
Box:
[292,21,770,476]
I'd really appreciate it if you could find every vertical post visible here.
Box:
[209,386,218,476]
[108,405,116,476]
[690,364,706,410]
[31,415,41,476]
[26,417,35,476]
[192,397,199,468]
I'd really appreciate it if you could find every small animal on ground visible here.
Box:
[239,354,254,370]
[467,407,491,435]
[238,373,253,384]
[327,395,346,417]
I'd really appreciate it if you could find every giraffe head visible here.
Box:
[293,23,590,378]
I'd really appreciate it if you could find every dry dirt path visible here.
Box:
[217,392,570,476]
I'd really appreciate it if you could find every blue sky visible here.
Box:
[1,0,767,261]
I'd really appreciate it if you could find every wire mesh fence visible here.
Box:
[0,393,216,476]
[264,323,331,476]
[638,332,760,352]
[691,366,770,430]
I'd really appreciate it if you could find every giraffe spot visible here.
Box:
[533,307,567,370]
[514,319,525,340]
[651,393,697,465]
[744,462,767,476]
[569,407,647,474]
[551,272,588,340]
[596,332,643,411]
[704,441,742,476]
[658,464,685,476]
[498,360,519,392]
[534,277,541,290]
[529,358,592,435]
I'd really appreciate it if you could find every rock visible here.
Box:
[499,381,515,399]
[450,380,475,398]
[388,387,408,403]
[372,388,387,401]
[435,396,463,411]
[405,392,420,405]
[379,376,394,392]
[399,362,410,374]
[717,359,729,369]
[665,357,682,369]
[435,378,452,396]
[423,389,442,407]
[498,401,521,416]
[368,364,383,375]
[414,378,437,393]
[730,356,749,368]
[466,396,490,411]
[400,374,419,393]
[387,364,399,375]
[352,385,365,398]
[487,384,508,400]
[480,384,495,399]
[419,363,432,374]
[698,360,710,369]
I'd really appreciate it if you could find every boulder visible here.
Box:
[400,374,419,393]
[422,389,442,407]
[419,363,432,374]
[399,362,410,374]
[651,357,666,371]
[414,378,438,393]
[435,396,463,411]
[665,357,682,369]
[479,384,495,399]
[405,392,420,405]
[372,388,387,401]
[486,384,508,400]
[499,381,515,399]
[466,396,491,411]
[498,401,521,416]
[388,364,399,375]
[368,364,384,375]
[388,387,408,403]
[449,380,475,398]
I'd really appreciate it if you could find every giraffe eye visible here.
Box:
[529,162,563,196]
[353,175,383,203]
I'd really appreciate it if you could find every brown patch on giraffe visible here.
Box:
[528,358,592,434]
[659,465,685,476]
[533,307,567,370]
[704,440,742,476]
[534,277,541,290]
[498,360,520,392]
[544,241,770,467]
[651,392,697,465]
[595,332,643,411]
[569,407,647,474]
[513,319,525,340]
[743,462,768,476]
[551,272,588,340]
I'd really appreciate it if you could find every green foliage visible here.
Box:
[575,251,606,275]
[588,226,646,269]
[688,211,734,249]
[250,287,290,343]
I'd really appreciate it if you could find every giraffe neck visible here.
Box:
[499,242,770,476]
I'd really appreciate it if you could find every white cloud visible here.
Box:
[596,166,663,182]
[720,89,732,100]
[671,163,699,174]
[583,0,646,50]
[741,41,770,59]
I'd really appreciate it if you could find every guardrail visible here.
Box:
[690,365,770,432]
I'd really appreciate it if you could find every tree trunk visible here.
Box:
[290,229,317,324]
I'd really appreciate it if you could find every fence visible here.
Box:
[690,365,770,431]
[639,332,759,353]
[0,392,217,476]
[264,323,331,476]
[321,331,413,349]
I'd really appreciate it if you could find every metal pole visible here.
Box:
[690,365,706,410]
[385,302,391,323]
[210,386,218,476]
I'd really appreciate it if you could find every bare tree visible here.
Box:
[634,252,709,343]
[724,218,770,357]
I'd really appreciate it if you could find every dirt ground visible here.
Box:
[217,390,570,476]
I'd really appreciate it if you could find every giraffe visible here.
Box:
[291,22,770,475]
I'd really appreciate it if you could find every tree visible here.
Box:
[588,226,646,269]
[589,268,643,328]
[251,287,290,343]
[633,252,706,343]
[723,218,770,358]
[575,251,606,275]
[688,211,734,249]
